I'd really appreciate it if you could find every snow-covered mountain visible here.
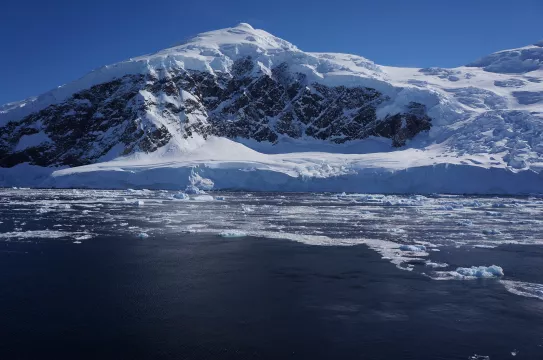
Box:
[1,23,542,193]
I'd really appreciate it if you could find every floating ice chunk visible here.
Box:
[425,261,449,268]
[137,233,149,238]
[482,229,502,236]
[192,195,214,201]
[456,265,504,278]
[173,192,190,200]
[185,184,205,195]
[73,234,93,240]
[57,204,71,210]
[36,207,52,214]
[437,205,455,211]
[456,219,473,227]
[73,240,82,244]
[432,265,504,280]
[133,200,144,206]
[215,196,226,201]
[219,230,247,238]
[468,355,489,360]
[485,211,503,217]
[399,244,426,252]
[465,200,482,207]
[492,203,507,208]
[387,228,406,234]
[474,244,497,249]
[241,204,255,212]
[511,349,518,356]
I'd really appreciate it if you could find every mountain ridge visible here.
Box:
[0,24,542,193]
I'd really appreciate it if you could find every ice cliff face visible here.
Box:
[0,23,542,174]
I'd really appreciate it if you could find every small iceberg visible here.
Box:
[185,184,205,195]
[219,230,247,238]
[456,219,473,227]
[432,265,504,280]
[173,192,190,200]
[492,203,507,208]
[399,244,426,252]
[456,265,504,278]
[137,232,149,239]
[425,261,448,268]
[192,195,215,201]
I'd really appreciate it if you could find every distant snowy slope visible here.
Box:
[467,41,543,74]
[0,24,542,193]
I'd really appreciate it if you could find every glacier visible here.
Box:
[1,23,542,193]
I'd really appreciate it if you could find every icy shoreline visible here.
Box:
[1,162,542,194]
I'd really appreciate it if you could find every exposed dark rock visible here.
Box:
[0,59,432,168]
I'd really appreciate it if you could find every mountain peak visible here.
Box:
[235,22,255,30]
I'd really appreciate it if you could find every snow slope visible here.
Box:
[0,24,542,193]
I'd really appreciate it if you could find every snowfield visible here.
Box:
[1,23,542,193]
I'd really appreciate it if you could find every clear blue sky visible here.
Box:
[1,0,541,105]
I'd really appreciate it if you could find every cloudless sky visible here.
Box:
[1,0,542,104]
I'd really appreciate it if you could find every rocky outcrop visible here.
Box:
[0,57,432,167]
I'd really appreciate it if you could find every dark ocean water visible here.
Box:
[1,189,543,359]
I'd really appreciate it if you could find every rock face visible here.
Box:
[0,56,431,167]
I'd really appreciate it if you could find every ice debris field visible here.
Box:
[1,188,543,302]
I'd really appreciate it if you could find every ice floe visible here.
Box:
[433,265,504,280]
[399,244,426,252]
[501,280,543,301]
[219,230,247,238]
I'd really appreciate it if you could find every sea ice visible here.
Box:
[137,232,149,238]
[425,261,449,268]
[399,244,426,252]
[456,265,504,278]
[492,203,507,208]
[485,211,503,217]
[192,195,215,201]
[482,229,502,236]
[501,280,543,301]
[185,184,205,195]
[219,230,247,238]
[457,219,473,227]
[173,192,189,200]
